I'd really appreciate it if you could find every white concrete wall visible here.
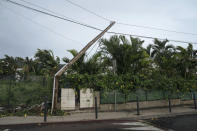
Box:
[80,88,94,108]
[61,88,75,110]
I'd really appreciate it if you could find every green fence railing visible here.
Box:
[100,89,196,104]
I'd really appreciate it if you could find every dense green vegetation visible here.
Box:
[0,76,53,108]
[0,35,197,108]
[61,35,197,94]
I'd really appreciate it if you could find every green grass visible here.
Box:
[0,78,53,108]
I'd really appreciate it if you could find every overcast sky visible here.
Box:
[0,0,197,61]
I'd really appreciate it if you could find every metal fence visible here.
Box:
[1,75,197,115]
[0,75,53,109]
[100,89,197,104]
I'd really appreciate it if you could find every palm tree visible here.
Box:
[151,39,175,75]
[151,39,174,58]
[0,60,3,76]
[145,45,152,57]
[176,44,197,79]
[22,57,36,79]
[34,49,60,76]
[62,49,102,74]
[1,55,18,77]
[62,49,85,74]
[100,35,149,74]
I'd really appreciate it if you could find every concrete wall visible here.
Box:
[180,100,193,105]
[61,88,75,110]
[60,89,100,110]
[80,88,94,108]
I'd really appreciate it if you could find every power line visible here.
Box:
[18,0,85,25]
[86,43,101,60]
[3,0,197,45]
[64,0,197,36]
[86,41,99,58]
[3,0,104,31]
[85,42,101,61]
[108,31,197,44]
[64,0,111,22]
[1,2,84,46]
[117,22,197,36]
[6,0,101,58]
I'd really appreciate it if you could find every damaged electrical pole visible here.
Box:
[51,21,115,113]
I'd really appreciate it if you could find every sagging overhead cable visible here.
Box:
[4,0,197,44]
[64,0,197,36]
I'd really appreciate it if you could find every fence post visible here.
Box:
[44,96,48,122]
[145,90,148,101]
[114,90,117,112]
[7,78,12,109]
[168,95,172,113]
[136,96,140,115]
[193,92,197,110]
[162,91,165,100]
[95,97,98,119]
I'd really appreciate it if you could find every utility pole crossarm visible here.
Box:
[51,21,115,113]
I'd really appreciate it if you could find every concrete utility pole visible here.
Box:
[51,21,115,113]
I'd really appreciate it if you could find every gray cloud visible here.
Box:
[0,0,197,60]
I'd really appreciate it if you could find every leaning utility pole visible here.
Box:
[51,21,115,113]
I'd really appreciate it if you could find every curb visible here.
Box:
[0,119,135,129]
[0,111,196,127]
[139,111,197,120]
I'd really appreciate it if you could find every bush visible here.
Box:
[0,76,53,109]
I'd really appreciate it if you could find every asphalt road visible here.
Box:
[148,114,197,131]
[1,114,197,131]
[0,120,163,131]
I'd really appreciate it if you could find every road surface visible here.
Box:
[0,120,163,131]
[148,114,197,131]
